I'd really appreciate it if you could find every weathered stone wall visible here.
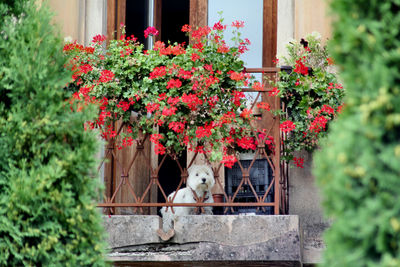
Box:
[289,151,330,264]
[104,215,302,266]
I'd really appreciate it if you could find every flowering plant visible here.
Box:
[63,20,273,167]
[273,33,345,167]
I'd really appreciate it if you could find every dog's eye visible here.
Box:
[196,173,198,176]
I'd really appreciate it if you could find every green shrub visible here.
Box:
[314,1,400,266]
[0,1,108,266]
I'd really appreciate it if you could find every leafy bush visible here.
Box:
[314,1,400,266]
[0,1,108,266]
[273,34,345,167]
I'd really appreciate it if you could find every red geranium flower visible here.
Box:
[222,155,238,168]
[166,79,182,89]
[168,121,185,133]
[293,157,304,168]
[268,87,280,96]
[257,102,270,111]
[191,53,200,61]
[181,24,192,32]
[144,26,159,38]
[293,58,308,75]
[231,20,245,28]
[280,120,296,133]
[92,34,106,44]
[99,70,114,83]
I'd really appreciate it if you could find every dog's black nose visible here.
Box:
[202,178,206,183]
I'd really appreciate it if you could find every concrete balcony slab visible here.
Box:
[104,215,302,266]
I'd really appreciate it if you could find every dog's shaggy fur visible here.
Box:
[160,165,215,231]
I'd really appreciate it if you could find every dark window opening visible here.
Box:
[161,0,189,45]
[157,151,187,212]
[156,0,189,209]
[125,0,149,48]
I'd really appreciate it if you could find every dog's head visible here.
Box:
[187,165,215,192]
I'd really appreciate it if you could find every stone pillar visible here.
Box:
[277,0,295,58]
[84,0,107,45]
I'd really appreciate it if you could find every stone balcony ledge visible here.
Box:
[104,215,303,266]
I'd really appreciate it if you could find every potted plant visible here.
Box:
[63,20,273,168]
[272,33,345,167]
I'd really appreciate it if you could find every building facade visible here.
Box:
[48,1,333,265]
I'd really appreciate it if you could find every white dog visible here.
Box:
[160,165,215,232]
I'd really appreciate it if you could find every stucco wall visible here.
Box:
[47,0,83,42]
[47,0,107,45]
[278,0,332,56]
[278,1,333,264]
[295,0,332,42]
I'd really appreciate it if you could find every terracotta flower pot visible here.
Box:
[212,194,224,203]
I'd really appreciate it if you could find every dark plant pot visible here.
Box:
[280,65,313,76]
[212,194,224,215]
[212,194,224,203]
[280,65,293,74]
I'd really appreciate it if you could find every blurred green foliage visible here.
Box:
[314,1,400,266]
[0,1,108,266]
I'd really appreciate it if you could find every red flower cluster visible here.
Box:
[231,20,245,29]
[191,53,200,61]
[63,42,94,54]
[182,93,202,110]
[268,87,280,97]
[150,134,166,155]
[79,64,93,74]
[222,155,238,168]
[99,70,114,83]
[149,66,167,79]
[92,34,106,44]
[162,106,177,116]
[229,71,245,81]
[236,136,256,150]
[293,157,304,168]
[166,79,182,89]
[181,24,192,32]
[117,101,130,112]
[293,58,308,75]
[320,104,334,115]
[280,120,296,133]
[195,123,214,139]
[146,103,160,114]
[326,57,334,65]
[231,91,245,107]
[144,26,159,38]
[168,121,185,133]
[327,82,343,90]
[257,102,270,111]
[309,116,329,133]
[252,81,263,91]
[240,108,252,119]
[217,42,229,53]
[191,26,211,41]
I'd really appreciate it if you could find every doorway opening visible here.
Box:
[125,0,150,47]
[157,150,187,214]
[156,0,190,209]
[160,0,190,45]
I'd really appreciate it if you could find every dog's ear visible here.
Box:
[187,165,194,176]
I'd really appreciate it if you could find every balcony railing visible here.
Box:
[97,67,289,216]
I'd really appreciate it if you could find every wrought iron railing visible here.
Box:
[97,67,289,215]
